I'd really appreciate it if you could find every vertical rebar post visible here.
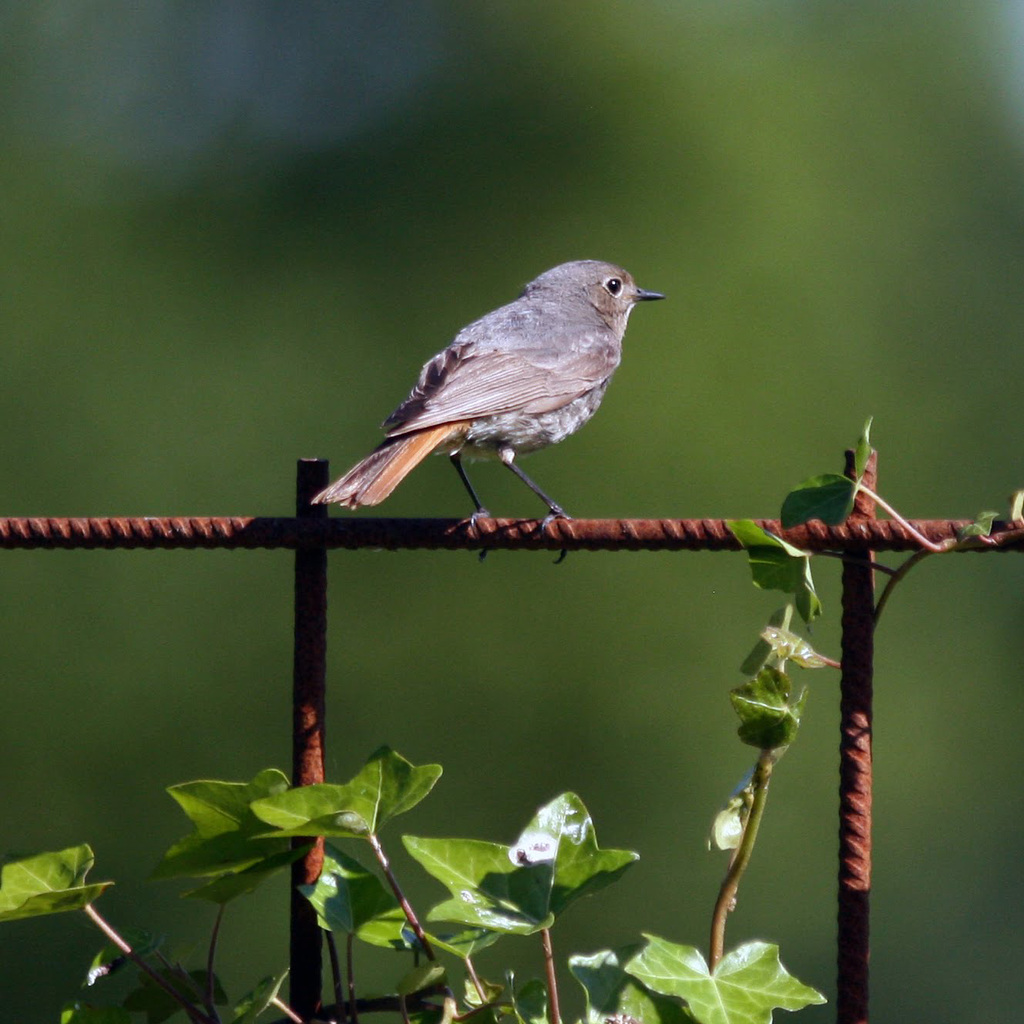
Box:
[290,458,330,1020]
[837,450,876,1024]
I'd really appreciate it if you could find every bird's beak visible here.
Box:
[635,288,665,302]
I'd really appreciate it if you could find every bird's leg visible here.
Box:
[450,452,491,525]
[498,448,571,562]
[498,449,570,521]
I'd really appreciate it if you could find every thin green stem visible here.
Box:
[82,904,218,1024]
[398,994,413,1024]
[455,1003,512,1022]
[269,995,303,1023]
[872,547,936,624]
[367,833,436,961]
[709,749,775,969]
[816,550,899,576]
[540,927,561,1024]
[464,955,487,1005]
[326,930,347,1024]
[205,905,225,1019]
[347,931,359,1024]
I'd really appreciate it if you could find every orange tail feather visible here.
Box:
[312,423,465,507]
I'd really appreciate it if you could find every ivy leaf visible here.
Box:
[854,417,874,480]
[405,793,636,936]
[523,792,639,917]
[299,843,408,949]
[123,969,226,1023]
[0,845,112,920]
[625,935,825,1024]
[464,974,504,1008]
[85,929,162,986]
[570,946,696,1024]
[707,778,751,854]
[230,970,288,1024]
[397,963,447,997]
[1010,490,1024,522]
[506,972,549,1024]
[730,668,806,750]
[403,835,554,935]
[738,608,792,677]
[251,746,441,838]
[60,1004,132,1024]
[151,769,291,880]
[780,473,856,528]
[957,510,997,540]
[425,926,501,960]
[728,522,821,623]
[758,625,832,669]
[183,845,309,903]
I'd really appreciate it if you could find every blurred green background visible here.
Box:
[2,2,1023,1021]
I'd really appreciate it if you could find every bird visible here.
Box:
[312,259,664,521]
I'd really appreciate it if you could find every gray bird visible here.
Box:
[312,260,664,519]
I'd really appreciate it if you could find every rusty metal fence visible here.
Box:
[3,456,1022,1024]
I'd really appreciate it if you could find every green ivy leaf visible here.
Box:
[464,974,504,1008]
[780,473,856,528]
[60,1003,133,1024]
[151,769,291,880]
[123,968,226,1023]
[397,962,447,997]
[957,510,997,540]
[425,926,501,960]
[251,746,441,838]
[854,417,874,480]
[405,793,637,936]
[707,780,751,854]
[299,842,408,948]
[506,973,549,1024]
[728,522,821,623]
[625,935,825,1024]
[1010,490,1024,522]
[404,835,554,935]
[183,845,309,903]
[528,792,639,917]
[758,625,831,669]
[0,845,112,920]
[738,608,792,677]
[229,970,288,1024]
[730,668,806,750]
[85,929,162,986]
[570,946,696,1024]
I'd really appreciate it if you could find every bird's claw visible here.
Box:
[539,508,571,564]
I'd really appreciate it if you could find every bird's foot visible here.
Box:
[467,507,493,562]
[539,507,571,564]
[540,506,570,531]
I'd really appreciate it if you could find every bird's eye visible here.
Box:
[605,277,622,295]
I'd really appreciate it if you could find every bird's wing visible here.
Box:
[382,336,619,437]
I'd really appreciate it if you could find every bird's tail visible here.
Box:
[312,423,464,507]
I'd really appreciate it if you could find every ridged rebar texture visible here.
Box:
[0,514,1021,552]
[837,451,877,1024]
[289,460,329,1020]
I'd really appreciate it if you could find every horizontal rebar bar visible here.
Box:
[0,515,1021,552]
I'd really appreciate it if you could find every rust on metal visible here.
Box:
[0,514,1020,552]
[837,451,877,1024]
[289,459,330,1020]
